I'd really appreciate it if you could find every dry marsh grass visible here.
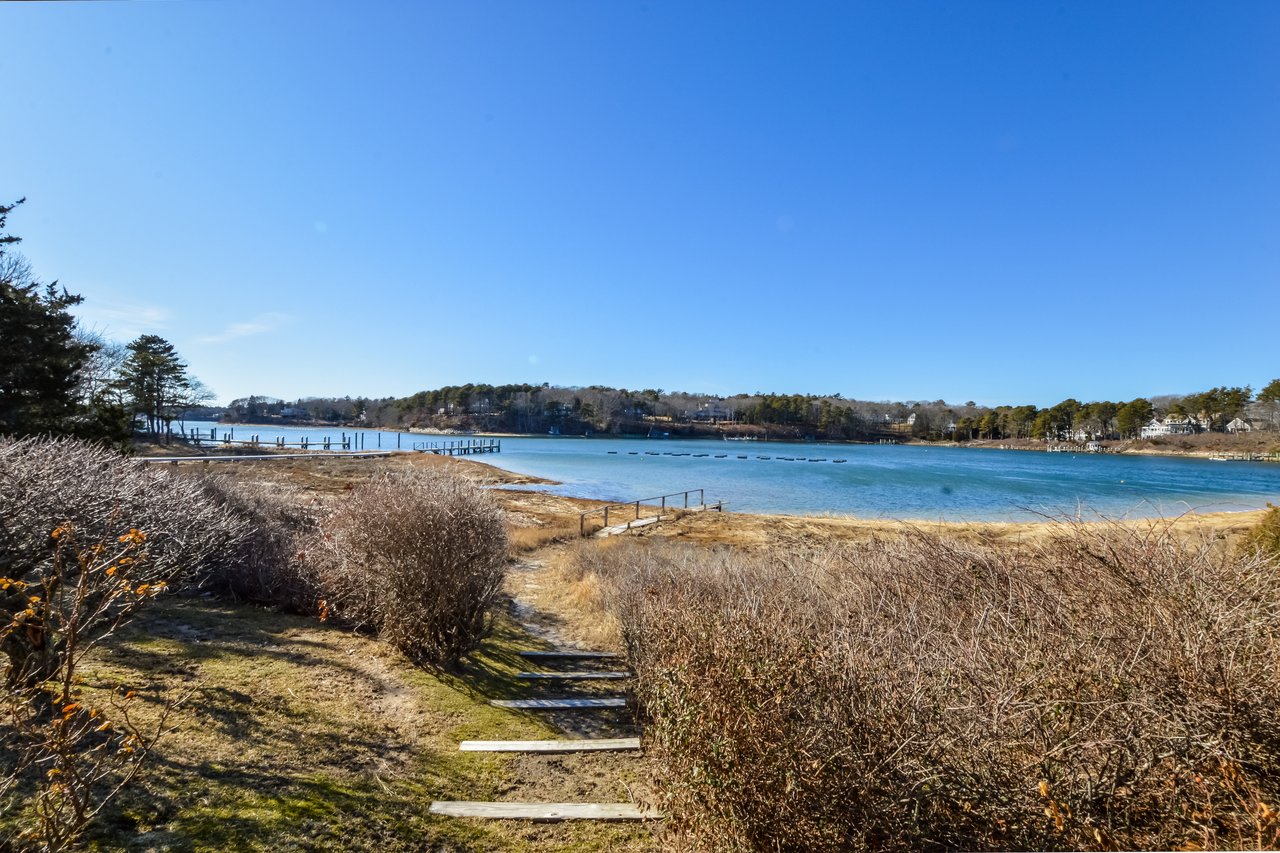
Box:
[575,518,1280,851]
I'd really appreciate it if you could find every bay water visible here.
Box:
[179,421,1280,521]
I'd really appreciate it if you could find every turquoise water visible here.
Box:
[181,422,1280,521]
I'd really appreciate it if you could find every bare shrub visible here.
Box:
[593,522,1280,851]
[2,526,185,852]
[1240,503,1280,560]
[315,468,508,666]
[0,437,256,686]
[194,475,322,612]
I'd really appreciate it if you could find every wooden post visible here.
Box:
[635,501,640,520]
[604,507,610,527]
[684,491,689,509]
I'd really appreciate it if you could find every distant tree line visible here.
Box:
[0,198,209,444]
[226,380,1280,443]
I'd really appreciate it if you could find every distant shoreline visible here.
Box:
[199,419,1279,464]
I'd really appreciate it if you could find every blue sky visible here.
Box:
[4,1,1277,406]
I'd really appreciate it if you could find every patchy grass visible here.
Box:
[42,596,656,852]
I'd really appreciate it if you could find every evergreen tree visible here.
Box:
[0,199,97,436]
[1116,398,1154,438]
[1259,378,1280,429]
[116,335,207,436]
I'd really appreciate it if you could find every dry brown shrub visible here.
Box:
[593,521,1280,851]
[194,476,322,612]
[315,468,508,666]
[0,437,259,685]
[0,437,263,849]
[1239,503,1280,561]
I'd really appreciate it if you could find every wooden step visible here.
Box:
[491,698,626,710]
[459,737,641,753]
[430,801,659,821]
[516,671,632,680]
[519,650,618,660]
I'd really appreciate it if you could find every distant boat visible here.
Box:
[548,426,560,436]
[647,427,670,438]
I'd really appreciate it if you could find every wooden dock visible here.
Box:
[141,451,395,465]
[413,438,501,457]
[182,427,389,452]
[1210,451,1280,462]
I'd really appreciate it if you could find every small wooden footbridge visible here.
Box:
[578,488,724,537]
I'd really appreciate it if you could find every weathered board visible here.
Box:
[515,671,633,680]
[429,801,659,821]
[518,650,618,660]
[490,698,626,710]
[458,738,641,753]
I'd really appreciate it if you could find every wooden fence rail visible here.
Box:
[578,489,709,537]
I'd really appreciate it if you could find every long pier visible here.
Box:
[413,438,502,457]
[184,427,386,452]
[141,451,395,465]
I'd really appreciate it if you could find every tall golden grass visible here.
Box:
[577,520,1280,851]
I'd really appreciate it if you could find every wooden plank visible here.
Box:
[429,801,659,821]
[459,738,641,753]
[516,671,632,680]
[518,650,618,660]
[491,698,626,710]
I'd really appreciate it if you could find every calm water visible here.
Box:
[182,421,1280,521]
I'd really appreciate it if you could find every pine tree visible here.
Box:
[1259,378,1280,429]
[116,335,197,436]
[0,199,97,436]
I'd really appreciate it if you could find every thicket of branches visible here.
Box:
[310,469,508,666]
[584,522,1280,851]
[0,437,264,849]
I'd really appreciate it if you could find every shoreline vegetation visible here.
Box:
[191,419,1280,463]
[198,380,1280,457]
[5,440,1279,850]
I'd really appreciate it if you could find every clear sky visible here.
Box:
[4,1,1278,407]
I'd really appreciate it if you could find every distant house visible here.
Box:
[691,400,735,422]
[1226,417,1253,434]
[280,407,308,419]
[906,413,917,426]
[1140,417,1196,439]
